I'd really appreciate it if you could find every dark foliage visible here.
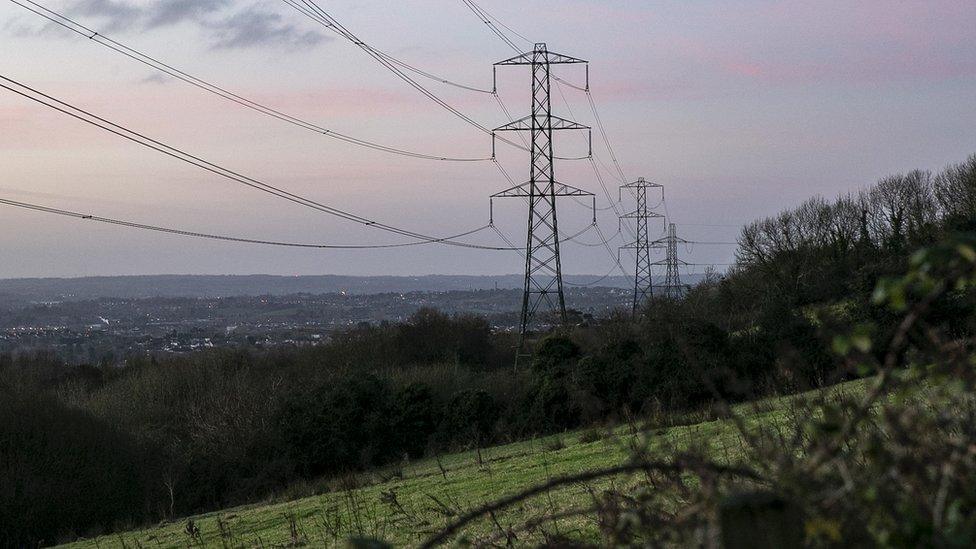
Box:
[437,390,500,447]
[0,389,149,548]
[277,375,399,477]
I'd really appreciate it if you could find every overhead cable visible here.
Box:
[281,0,524,152]
[8,0,489,162]
[0,197,506,250]
[0,74,512,250]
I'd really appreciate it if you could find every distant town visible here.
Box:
[0,275,658,364]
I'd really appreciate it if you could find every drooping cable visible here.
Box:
[8,0,492,163]
[281,0,532,155]
[565,227,622,247]
[464,0,534,46]
[0,197,507,250]
[593,222,629,276]
[372,50,494,94]
[0,74,511,250]
[490,223,525,259]
[585,90,627,184]
[563,264,620,287]
[492,93,529,149]
[290,0,593,162]
[561,223,597,242]
[460,0,522,52]
[552,79,636,237]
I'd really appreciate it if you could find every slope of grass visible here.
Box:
[61,380,867,548]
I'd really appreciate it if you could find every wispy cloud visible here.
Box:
[67,0,141,32]
[144,0,229,29]
[16,0,329,51]
[207,8,326,50]
[139,73,171,85]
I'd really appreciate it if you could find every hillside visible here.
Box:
[61,380,866,548]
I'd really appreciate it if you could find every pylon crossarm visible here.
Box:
[494,115,589,132]
[621,178,663,189]
[492,181,593,198]
[649,237,689,245]
[495,47,588,66]
[553,182,594,196]
[621,209,664,219]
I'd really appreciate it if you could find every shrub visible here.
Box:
[276,375,398,477]
[393,383,440,458]
[438,390,499,448]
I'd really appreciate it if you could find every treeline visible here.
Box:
[736,155,976,305]
[2,155,975,547]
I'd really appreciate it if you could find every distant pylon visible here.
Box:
[619,178,664,312]
[491,43,593,347]
[652,223,690,299]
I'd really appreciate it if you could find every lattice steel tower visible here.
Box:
[620,178,664,312]
[652,223,689,299]
[491,43,592,341]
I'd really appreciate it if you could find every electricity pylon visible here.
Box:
[619,178,664,312]
[491,43,593,348]
[652,223,690,299]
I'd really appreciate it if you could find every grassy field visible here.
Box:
[61,380,866,548]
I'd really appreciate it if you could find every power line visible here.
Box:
[593,221,629,277]
[284,0,593,162]
[460,0,522,52]
[0,197,507,250]
[490,223,523,256]
[553,79,639,243]
[677,222,747,228]
[550,55,641,268]
[585,90,627,183]
[0,74,509,251]
[373,50,495,94]
[8,0,489,163]
[563,264,621,287]
[281,0,519,150]
[469,3,534,46]
[565,227,621,247]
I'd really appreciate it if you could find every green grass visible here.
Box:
[61,380,868,548]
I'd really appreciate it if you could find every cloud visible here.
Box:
[207,8,326,50]
[144,0,229,29]
[2,15,38,38]
[139,73,172,85]
[11,1,328,51]
[67,0,141,32]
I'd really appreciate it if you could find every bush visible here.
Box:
[438,390,500,448]
[276,375,398,477]
[393,383,440,458]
